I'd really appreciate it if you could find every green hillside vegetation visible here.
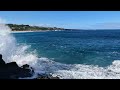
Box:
[7,24,64,31]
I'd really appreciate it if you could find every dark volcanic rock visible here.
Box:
[18,64,34,78]
[0,54,34,79]
[0,54,59,79]
[36,74,60,79]
[21,64,30,69]
[0,54,6,67]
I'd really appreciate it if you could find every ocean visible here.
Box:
[12,30,120,67]
[1,25,120,79]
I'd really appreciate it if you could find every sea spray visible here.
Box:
[0,23,38,66]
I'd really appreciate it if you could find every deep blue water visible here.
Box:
[12,30,120,67]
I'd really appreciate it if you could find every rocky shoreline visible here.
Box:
[35,74,59,79]
[0,54,59,79]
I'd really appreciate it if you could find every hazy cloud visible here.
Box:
[32,24,56,27]
[27,22,120,29]
[0,17,6,24]
[87,22,120,29]
[32,23,71,28]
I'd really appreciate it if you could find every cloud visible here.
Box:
[32,24,55,27]
[31,22,120,29]
[32,23,69,28]
[0,17,6,24]
[87,22,120,29]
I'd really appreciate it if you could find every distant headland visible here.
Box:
[7,24,120,31]
[7,24,65,31]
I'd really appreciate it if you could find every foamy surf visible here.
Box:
[1,23,120,79]
[30,58,120,79]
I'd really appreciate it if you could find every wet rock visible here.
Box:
[0,54,6,67]
[18,64,34,78]
[0,54,59,79]
[0,54,34,79]
[21,64,30,69]
[36,74,60,79]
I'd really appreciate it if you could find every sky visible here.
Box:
[1,11,120,29]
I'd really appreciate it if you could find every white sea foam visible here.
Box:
[34,59,120,79]
[0,24,38,66]
[1,23,120,79]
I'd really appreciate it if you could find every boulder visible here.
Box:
[0,54,59,79]
[21,64,30,69]
[18,64,34,78]
[0,54,34,79]
[36,74,60,79]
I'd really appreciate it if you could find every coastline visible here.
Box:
[11,30,63,33]
[11,30,50,33]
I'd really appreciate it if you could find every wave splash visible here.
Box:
[1,24,120,79]
[0,24,38,66]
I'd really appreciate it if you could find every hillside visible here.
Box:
[7,24,65,31]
